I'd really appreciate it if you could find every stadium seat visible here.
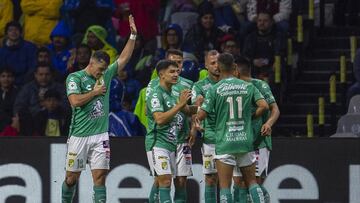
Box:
[335,114,360,137]
[347,95,360,114]
[171,12,198,39]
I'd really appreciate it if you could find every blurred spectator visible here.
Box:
[0,0,13,43]
[0,108,33,136]
[109,77,146,137]
[66,44,92,74]
[37,47,52,65]
[13,64,66,118]
[168,3,198,39]
[21,0,63,45]
[347,49,360,106]
[133,87,147,128]
[116,68,141,111]
[33,89,69,136]
[82,25,118,63]
[247,0,291,34]
[47,20,72,76]
[242,12,286,83]
[219,34,240,55]
[113,0,160,42]
[209,0,240,32]
[155,24,184,62]
[0,68,18,131]
[61,0,116,46]
[0,21,37,86]
[183,1,225,62]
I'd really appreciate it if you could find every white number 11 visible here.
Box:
[226,96,243,119]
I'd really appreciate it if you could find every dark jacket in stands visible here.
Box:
[13,81,67,117]
[0,87,18,131]
[0,39,37,86]
[33,107,69,136]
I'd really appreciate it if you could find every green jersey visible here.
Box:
[145,85,184,152]
[66,62,118,137]
[191,76,217,144]
[201,77,264,155]
[251,79,276,150]
[146,76,193,143]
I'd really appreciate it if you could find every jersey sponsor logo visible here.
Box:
[68,81,77,91]
[216,83,248,96]
[86,84,92,91]
[90,99,105,119]
[226,132,247,142]
[166,101,172,108]
[151,98,160,108]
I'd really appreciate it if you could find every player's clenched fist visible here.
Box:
[93,83,106,96]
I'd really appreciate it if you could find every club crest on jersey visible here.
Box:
[68,81,77,91]
[90,99,104,119]
[151,98,160,108]
[68,159,74,168]
[161,161,168,170]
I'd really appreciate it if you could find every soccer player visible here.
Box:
[232,55,280,203]
[196,53,269,203]
[146,59,193,203]
[61,16,137,203]
[147,49,195,203]
[191,50,220,203]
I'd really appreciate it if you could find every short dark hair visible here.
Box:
[0,67,14,75]
[156,59,178,74]
[44,88,61,100]
[35,63,51,72]
[166,49,183,58]
[258,11,273,19]
[37,47,50,56]
[92,50,110,65]
[218,53,234,72]
[234,55,251,75]
[5,21,22,34]
[77,43,91,51]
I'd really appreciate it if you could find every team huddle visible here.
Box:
[145,50,280,203]
[61,16,279,203]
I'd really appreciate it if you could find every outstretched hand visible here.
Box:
[129,15,137,35]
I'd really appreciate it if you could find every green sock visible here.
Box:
[149,184,159,203]
[174,187,186,203]
[61,181,76,203]
[249,184,265,203]
[220,188,233,203]
[233,185,248,203]
[260,185,270,203]
[159,187,171,203]
[205,185,216,203]
[93,185,106,203]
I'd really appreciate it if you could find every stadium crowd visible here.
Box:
[0,0,291,136]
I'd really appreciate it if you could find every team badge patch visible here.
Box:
[204,160,211,169]
[161,161,168,170]
[68,159,74,168]
[151,98,160,108]
[68,81,77,91]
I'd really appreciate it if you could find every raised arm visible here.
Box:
[117,15,138,74]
